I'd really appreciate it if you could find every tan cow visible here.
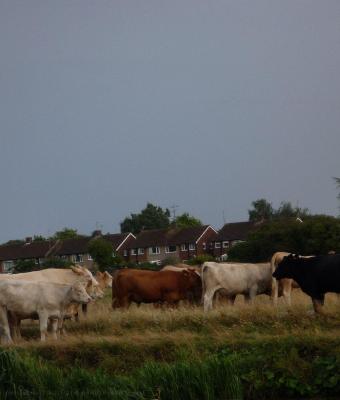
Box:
[271,252,313,306]
[0,280,91,343]
[79,271,113,317]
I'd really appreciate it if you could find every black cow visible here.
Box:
[272,254,340,313]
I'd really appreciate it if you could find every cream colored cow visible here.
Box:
[0,280,91,343]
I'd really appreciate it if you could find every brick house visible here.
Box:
[211,221,262,260]
[0,237,58,272]
[0,231,135,272]
[126,225,217,265]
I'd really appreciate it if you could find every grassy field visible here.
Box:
[1,290,339,399]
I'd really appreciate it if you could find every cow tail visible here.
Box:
[201,263,208,305]
[270,254,278,304]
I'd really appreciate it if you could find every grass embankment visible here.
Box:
[1,291,339,399]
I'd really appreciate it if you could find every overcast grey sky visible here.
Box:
[0,1,339,243]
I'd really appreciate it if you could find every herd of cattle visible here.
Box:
[0,252,339,344]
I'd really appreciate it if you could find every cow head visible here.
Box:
[70,282,92,304]
[273,253,301,280]
[71,266,103,299]
[181,269,202,303]
[182,269,202,288]
[95,271,113,288]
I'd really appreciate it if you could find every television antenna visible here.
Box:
[170,204,179,221]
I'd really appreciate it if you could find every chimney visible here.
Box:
[25,237,33,244]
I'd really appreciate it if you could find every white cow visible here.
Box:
[0,266,103,338]
[202,262,272,311]
[0,280,91,343]
[0,265,103,299]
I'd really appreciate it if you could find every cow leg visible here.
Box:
[227,295,236,305]
[8,312,21,341]
[271,278,279,306]
[0,306,12,344]
[49,319,59,340]
[82,304,88,316]
[312,296,325,314]
[244,286,257,305]
[204,288,217,312]
[38,312,49,341]
[282,280,292,307]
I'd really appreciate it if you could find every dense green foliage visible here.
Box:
[120,203,171,234]
[172,213,202,228]
[52,228,83,240]
[13,258,72,273]
[248,198,309,222]
[228,215,340,262]
[41,257,73,269]
[12,259,38,273]
[87,238,123,271]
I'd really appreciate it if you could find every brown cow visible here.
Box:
[112,269,201,308]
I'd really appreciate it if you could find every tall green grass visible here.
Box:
[0,350,242,400]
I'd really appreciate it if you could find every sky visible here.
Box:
[0,1,340,243]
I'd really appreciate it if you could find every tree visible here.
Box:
[248,199,274,222]
[33,235,46,242]
[228,215,340,262]
[172,213,202,229]
[120,203,171,234]
[334,177,340,213]
[274,201,309,219]
[52,228,82,240]
[87,238,122,271]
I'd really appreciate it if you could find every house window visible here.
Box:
[165,245,176,253]
[123,250,128,257]
[88,254,93,261]
[149,246,160,255]
[35,258,40,265]
[222,241,229,248]
[131,249,137,255]
[180,244,188,251]
[215,242,221,248]
[202,242,206,250]
[73,254,83,263]
[3,261,14,273]
[61,255,67,261]
[138,248,144,255]
[189,244,195,251]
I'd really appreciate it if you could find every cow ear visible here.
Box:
[71,266,83,275]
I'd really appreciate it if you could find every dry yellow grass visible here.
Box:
[12,289,339,350]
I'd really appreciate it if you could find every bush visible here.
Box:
[12,260,38,273]
[186,254,215,266]
[42,257,73,269]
